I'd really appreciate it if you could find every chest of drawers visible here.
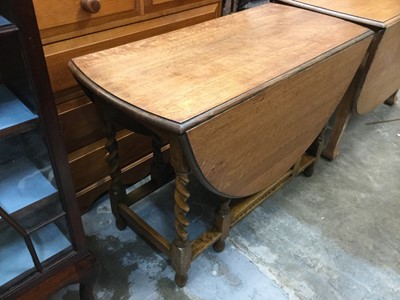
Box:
[32,0,222,212]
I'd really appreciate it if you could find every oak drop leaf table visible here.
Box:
[277,0,400,160]
[69,3,372,287]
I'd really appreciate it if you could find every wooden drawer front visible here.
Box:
[33,0,140,34]
[68,130,153,191]
[144,0,200,13]
[57,96,104,153]
[76,146,170,213]
[44,3,220,94]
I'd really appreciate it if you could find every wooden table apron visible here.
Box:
[69,3,373,286]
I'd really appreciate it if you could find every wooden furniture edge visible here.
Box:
[275,0,386,28]
[14,253,99,300]
[68,31,372,136]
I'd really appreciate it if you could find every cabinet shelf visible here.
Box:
[0,15,18,36]
[0,84,39,139]
[0,1,96,297]
[0,157,57,215]
[0,222,71,286]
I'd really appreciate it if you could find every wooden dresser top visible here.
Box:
[278,0,400,28]
[70,3,371,133]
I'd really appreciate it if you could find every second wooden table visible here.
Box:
[277,0,400,159]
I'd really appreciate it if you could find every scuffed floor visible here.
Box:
[53,97,400,299]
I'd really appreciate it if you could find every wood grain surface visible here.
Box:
[186,38,371,197]
[277,0,400,115]
[356,21,400,114]
[47,3,220,93]
[70,3,371,133]
[33,0,137,30]
[278,0,400,27]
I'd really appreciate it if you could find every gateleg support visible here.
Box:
[322,74,356,161]
[213,197,231,253]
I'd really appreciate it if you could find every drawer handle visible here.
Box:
[81,0,101,13]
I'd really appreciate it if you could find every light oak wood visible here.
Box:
[186,37,370,197]
[356,21,400,114]
[33,0,137,31]
[321,72,358,160]
[278,0,400,27]
[278,0,400,115]
[145,0,201,14]
[71,4,371,131]
[45,3,220,93]
[277,0,400,159]
[37,0,218,44]
[70,3,373,285]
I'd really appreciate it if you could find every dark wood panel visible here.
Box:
[33,0,138,31]
[57,96,104,153]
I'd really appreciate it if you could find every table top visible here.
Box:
[70,3,371,134]
[278,0,400,28]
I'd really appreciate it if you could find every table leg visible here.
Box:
[104,114,128,230]
[151,136,174,186]
[304,126,326,177]
[169,137,192,287]
[322,78,354,161]
[213,197,231,252]
[384,90,399,106]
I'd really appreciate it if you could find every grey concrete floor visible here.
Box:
[53,94,400,300]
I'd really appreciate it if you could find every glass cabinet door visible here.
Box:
[0,11,72,290]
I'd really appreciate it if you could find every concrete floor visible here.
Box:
[52,95,400,300]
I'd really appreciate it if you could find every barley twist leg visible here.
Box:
[169,136,192,287]
[104,115,127,230]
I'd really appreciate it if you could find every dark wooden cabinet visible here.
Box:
[0,1,96,299]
